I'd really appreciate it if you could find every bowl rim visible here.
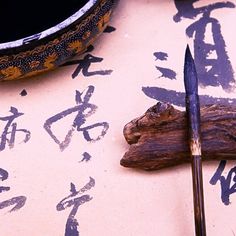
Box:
[0,0,97,51]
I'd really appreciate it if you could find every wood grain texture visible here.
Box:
[121,102,236,171]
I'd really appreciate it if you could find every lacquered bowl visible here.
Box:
[0,0,117,81]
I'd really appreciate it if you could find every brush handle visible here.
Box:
[192,155,206,236]
[186,93,206,236]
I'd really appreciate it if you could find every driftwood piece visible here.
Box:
[121,102,236,171]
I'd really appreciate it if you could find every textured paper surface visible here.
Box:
[1,0,236,235]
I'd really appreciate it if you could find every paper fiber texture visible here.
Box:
[1,0,236,235]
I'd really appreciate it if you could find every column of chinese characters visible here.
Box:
[0,168,27,212]
[172,0,236,206]
[56,177,95,236]
[54,25,115,234]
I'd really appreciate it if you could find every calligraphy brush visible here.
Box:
[184,45,206,236]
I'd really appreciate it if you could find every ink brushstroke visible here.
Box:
[142,86,236,107]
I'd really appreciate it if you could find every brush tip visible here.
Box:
[184,44,198,95]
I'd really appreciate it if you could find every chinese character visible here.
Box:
[143,1,236,107]
[56,177,95,236]
[0,168,26,213]
[0,107,31,151]
[44,86,109,151]
[62,54,113,79]
[210,160,236,205]
[174,0,235,91]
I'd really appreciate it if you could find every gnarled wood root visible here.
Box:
[121,102,236,171]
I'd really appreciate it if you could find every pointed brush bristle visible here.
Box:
[184,45,198,95]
